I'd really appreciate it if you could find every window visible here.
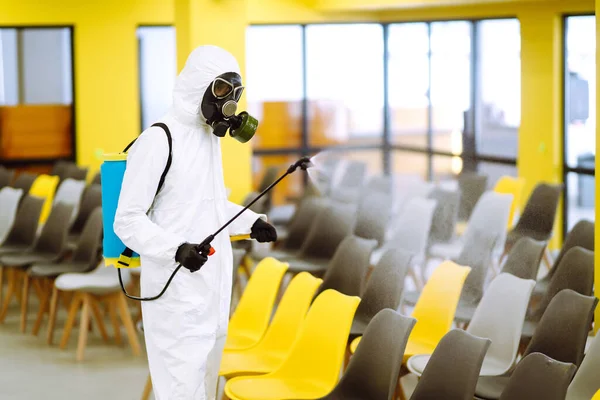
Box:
[137,27,176,130]
[564,15,596,231]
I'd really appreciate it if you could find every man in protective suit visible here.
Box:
[114,45,277,399]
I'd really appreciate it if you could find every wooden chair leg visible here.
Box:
[141,373,153,400]
[108,299,122,345]
[20,272,30,333]
[76,294,91,361]
[543,248,553,270]
[116,293,141,356]
[0,269,17,323]
[60,292,83,349]
[89,297,109,343]
[397,380,407,400]
[0,266,4,309]
[32,279,51,336]
[47,286,60,345]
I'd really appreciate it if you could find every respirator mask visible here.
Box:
[200,72,259,143]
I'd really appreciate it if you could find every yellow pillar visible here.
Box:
[517,11,564,249]
[174,0,251,204]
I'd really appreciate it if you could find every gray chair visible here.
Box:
[29,208,103,278]
[566,335,600,400]
[499,237,546,280]
[0,166,15,189]
[286,203,356,275]
[314,235,377,298]
[0,195,44,255]
[354,192,392,246]
[428,187,461,245]
[498,353,577,400]
[504,183,563,250]
[457,173,488,222]
[53,178,87,225]
[534,219,594,297]
[350,249,411,337]
[410,329,491,400]
[51,160,72,181]
[475,289,598,399]
[91,172,101,185]
[68,184,102,248]
[64,164,89,181]
[11,172,37,194]
[320,310,416,400]
[0,187,24,245]
[522,246,594,338]
[366,175,393,194]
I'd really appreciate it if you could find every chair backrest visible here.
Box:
[499,353,576,400]
[270,289,360,395]
[65,164,89,181]
[354,249,411,325]
[3,195,44,248]
[29,174,60,223]
[531,247,594,321]
[467,274,536,376]
[316,235,377,298]
[387,198,437,264]
[513,183,563,240]
[500,237,546,280]
[258,165,279,192]
[337,160,367,189]
[11,172,37,193]
[329,310,416,400]
[548,219,594,281]
[410,329,491,400]
[456,227,498,304]
[524,289,597,366]
[91,171,101,185]
[410,261,471,348]
[299,202,356,260]
[428,187,461,244]
[251,272,323,356]
[493,176,526,228]
[0,166,15,189]
[366,175,393,194]
[231,248,245,287]
[283,197,328,251]
[462,191,513,258]
[227,257,288,347]
[51,160,72,179]
[33,202,74,255]
[70,184,102,236]
[354,192,392,246]
[566,335,600,400]
[0,187,23,244]
[53,178,87,223]
[72,208,103,270]
[457,173,488,221]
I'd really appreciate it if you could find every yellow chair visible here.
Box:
[350,260,471,361]
[220,272,323,378]
[593,389,600,400]
[494,176,526,228]
[29,174,60,223]
[224,257,288,351]
[224,289,361,400]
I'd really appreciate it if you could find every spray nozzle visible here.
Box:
[288,157,313,174]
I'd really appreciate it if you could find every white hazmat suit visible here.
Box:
[114,45,263,400]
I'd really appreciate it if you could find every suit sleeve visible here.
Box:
[225,201,266,236]
[114,127,186,264]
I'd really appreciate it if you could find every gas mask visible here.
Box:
[200,72,258,143]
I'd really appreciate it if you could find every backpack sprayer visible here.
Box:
[102,149,312,302]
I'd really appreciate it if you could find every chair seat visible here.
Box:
[1,252,59,267]
[403,339,437,362]
[286,257,329,274]
[0,244,32,255]
[220,349,284,378]
[29,262,90,278]
[54,264,131,295]
[226,376,332,400]
[408,353,512,378]
[506,229,550,248]
[475,375,511,400]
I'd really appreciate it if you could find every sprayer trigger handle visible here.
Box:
[208,247,216,256]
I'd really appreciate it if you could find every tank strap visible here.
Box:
[119,122,173,267]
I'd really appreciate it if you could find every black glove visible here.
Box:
[250,219,277,243]
[175,243,208,273]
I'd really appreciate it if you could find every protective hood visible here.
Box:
[171,45,241,126]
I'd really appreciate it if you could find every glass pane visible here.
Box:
[320,149,384,176]
[247,26,304,150]
[0,29,19,105]
[388,23,429,148]
[476,19,520,159]
[306,24,384,146]
[477,161,518,189]
[138,27,176,130]
[566,171,595,231]
[565,16,596,169]
[252,154,304,205]
[430,21,471,154]
[391,150,428,180]
[432,154,463,181]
